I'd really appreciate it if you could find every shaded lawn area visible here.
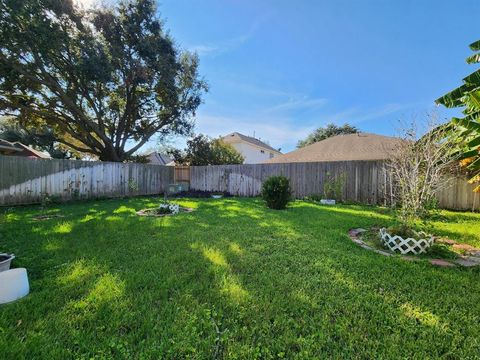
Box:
[0,197,479,359]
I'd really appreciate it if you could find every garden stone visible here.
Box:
[468,250,480,257]
[454,256,480,267]
[436,238,457,245]
[452,243,476,251]
[349,228,367,238]
[430,259,455,267]
[373,249,393,257]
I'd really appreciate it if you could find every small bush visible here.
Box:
[261,176,292,209]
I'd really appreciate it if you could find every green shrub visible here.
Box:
[261,176,292,209]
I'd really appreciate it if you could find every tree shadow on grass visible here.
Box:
[1,197,480,358]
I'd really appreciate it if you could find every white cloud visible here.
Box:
[188,20,261,57]
[322,103,418,126]
[194,114,315,152]
[188,101,417,153]
[262,97,328,114]
[189,45,219,56]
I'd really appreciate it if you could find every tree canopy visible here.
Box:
[0,0,207,162]
[170,134,244,166]
[297,123,359,148]
[436,40,480,192]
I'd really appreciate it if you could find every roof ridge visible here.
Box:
[223,132,281,153]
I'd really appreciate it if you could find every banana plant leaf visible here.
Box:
[435,83,475,107]
[436,39,480,191]
[466,53,480,64]
[470,40,480,51]
[463,69,480,86]
[451,117,480,132]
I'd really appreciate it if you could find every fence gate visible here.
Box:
[174,166,190,185]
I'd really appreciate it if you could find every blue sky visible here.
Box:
[157,0,479,152]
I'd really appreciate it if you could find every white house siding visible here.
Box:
[231,142,278,164]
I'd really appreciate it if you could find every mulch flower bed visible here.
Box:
[348,228,480,268]
[136,207,195,217]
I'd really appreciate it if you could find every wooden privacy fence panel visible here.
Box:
[0,155,174,206]
[174,165,190,184]
[436,177,479,211]
[191,161,391,205]
[190,161,479,211]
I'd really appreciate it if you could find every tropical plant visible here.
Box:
[261,176,292,210]
[297,123,359,148]
[0,0,207,162]
[169,134,244,165]
[436,40,480,192]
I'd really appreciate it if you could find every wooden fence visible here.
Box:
[174,165,191,184]
[2,156,478,210]
[190,161,479,211]
[0,155,173,206]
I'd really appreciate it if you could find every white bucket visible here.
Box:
[0,268,29,304]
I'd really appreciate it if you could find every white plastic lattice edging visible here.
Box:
[379,228,434,255]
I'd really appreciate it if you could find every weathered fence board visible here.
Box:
[0,155,173,206]
[190,161,479,211]
[174,165,190,184]
[2,156,478,210]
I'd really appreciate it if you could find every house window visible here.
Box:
[269,153,274,158]
[260,150,265,153]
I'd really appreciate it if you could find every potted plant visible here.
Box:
[211,192,223,199]
[321,172,346,205]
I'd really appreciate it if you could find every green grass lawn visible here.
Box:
[1,197,479,359]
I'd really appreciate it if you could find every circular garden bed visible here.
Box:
[348,227,480,268]
[136,207,194,217]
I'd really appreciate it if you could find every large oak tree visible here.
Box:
[0,0,207,161]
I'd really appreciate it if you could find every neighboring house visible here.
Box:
[263,133,403,164]
[146,152,174,166]
[0,139,51,158]
[220,132,282,164]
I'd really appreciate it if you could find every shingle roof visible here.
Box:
[0,139,21,152]
[13,142,51,158]
[0,139,51,158]
[263,133,403,163]
[222,132,281,154]
[147,152,173,165]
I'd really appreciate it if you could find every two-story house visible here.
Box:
[220,132,282,164]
